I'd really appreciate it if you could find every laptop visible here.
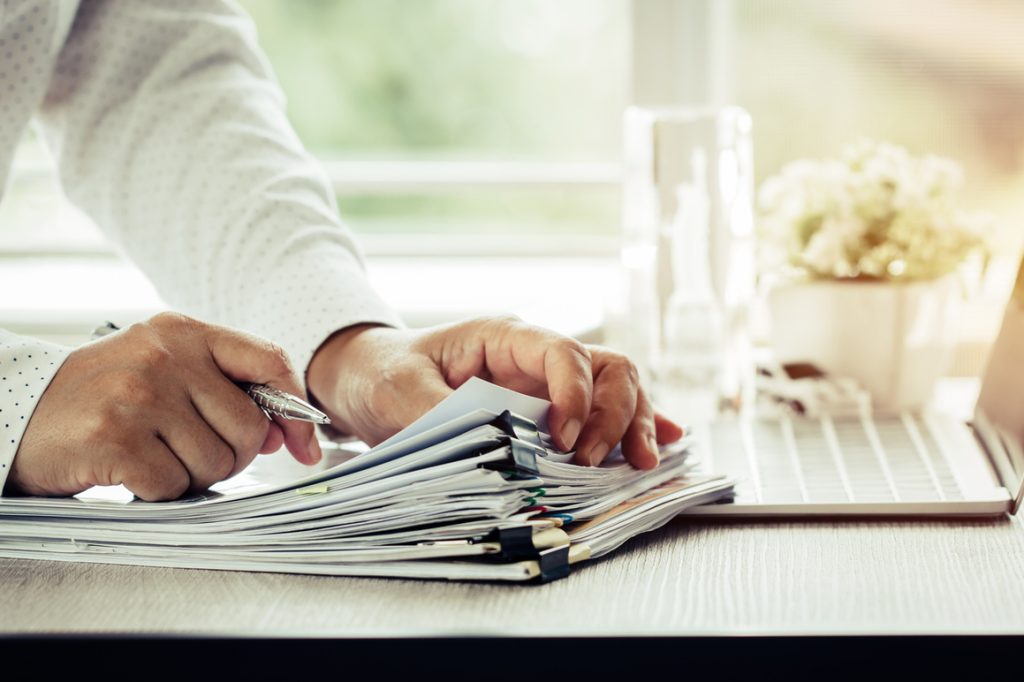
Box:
[681,258,1024,517]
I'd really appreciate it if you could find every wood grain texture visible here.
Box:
[3,515,1024,636]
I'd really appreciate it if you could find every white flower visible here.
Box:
[758,139,989,281]
[800,216,863,278]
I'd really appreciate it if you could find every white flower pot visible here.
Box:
[767,276,962,412]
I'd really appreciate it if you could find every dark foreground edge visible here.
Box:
[1,635,1018,679]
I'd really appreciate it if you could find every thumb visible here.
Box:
[204,326,321,465]
[368,369,453,446]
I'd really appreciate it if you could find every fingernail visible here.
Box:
[308,433,323,464]
[560,418,581,450]
[587,441,610,467]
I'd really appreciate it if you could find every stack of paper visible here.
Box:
[0,378,734,582]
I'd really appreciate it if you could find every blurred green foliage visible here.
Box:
[239,0,627,159]
[238,0,628,235]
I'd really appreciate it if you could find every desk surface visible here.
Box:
[5,378,1022,637]
[4,514,1024,636]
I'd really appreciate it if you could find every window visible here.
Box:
[735,0,1024,266]
[241,0,627,249]
[1,1,629,257]
[3,0,1023,351]
[0,1,632,341]
[733,0,1024,366]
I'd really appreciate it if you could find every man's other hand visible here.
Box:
[307,316,684,469]
[9,312,321,501]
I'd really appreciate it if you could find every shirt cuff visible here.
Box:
[0,334,73,495]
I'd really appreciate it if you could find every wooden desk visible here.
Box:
[3,515,1023,636]
[4,375,1023,648]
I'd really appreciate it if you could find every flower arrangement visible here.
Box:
[758,139,989,281]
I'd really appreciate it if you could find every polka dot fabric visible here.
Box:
[0,1,60,188]
[0,1,402,494]
[0,335,70,493]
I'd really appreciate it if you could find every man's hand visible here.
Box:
[9,312,321,501]
[307,316,683,469]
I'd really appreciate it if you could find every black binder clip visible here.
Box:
[490,410,544,448]
[488,411,545,474]
[488,526,538,560]
[507,414,545,449]
[508,439,543,475]
[535,545,571,583]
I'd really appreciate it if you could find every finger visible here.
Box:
[654,411,685,444]
[156,406,238,492]
[114,434,191,502]
[497,322,593,451]
[189,368,274,475]
[204,326,320,465]
[619,387,659,470]
[436,318,593,449]
[543,339,594,452]
[260,422,285,454]
[572,352,640,467]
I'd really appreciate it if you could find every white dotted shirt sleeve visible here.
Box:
[0,333,71,494]
[35,0,403,378]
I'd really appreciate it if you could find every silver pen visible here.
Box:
[91,321,330,425]
[243,383,330,424]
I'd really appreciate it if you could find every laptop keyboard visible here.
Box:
[706,414,964,504]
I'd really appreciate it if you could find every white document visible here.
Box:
[373,376,552,451]
[0,377,735,582]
